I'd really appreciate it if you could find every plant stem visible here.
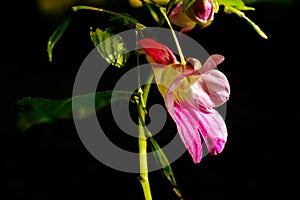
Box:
[159,7,186,66]
[72,5,146,28]
[158,0,178,26]
[136,28,153,197]
[143,74,154,105]
[225,5,268,40]
[137,100,152,200]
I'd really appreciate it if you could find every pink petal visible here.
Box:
[169,55,229,108]
[189,106,228,156]
[198,54,224,74]
[138,38,178,67]
[189,55,230,107]
[165,93,202,163]
[165,92,227,162]
[169,2,197,33]
[166,72,229,108]
[168,54,225,90]
[200,69,230,107]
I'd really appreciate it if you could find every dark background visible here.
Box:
[2,0,300,199]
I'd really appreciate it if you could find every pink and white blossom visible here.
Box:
[139,38,230,163]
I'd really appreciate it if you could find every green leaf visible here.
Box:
[218,0,255,10]
[109,13,145,29]
[149,137,183,199]
[142,1,160,23]
[218,0,245,7]
[47,15,72,62]
[90,28,130,68]
[17,91,133,131]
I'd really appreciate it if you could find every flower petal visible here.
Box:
[151,65,183,97]
[168,55,229,108]
[167,54,225,90]
[187,105,228,156]
[165,91,227,162]
[165,92,202,163]
[138,38,178,67]
[198,54,224,74]
[200,69,230,107]
[185,0,214,29]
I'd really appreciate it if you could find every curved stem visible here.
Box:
[72,5,146,28]
[224,5,268,40]
[159,7,186,66]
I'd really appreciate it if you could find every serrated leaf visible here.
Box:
[47,15,72,62]
[17,91,133,131]
[149,137,183,199]
[90,28,130,68]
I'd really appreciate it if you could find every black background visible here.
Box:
[2,0,300,199]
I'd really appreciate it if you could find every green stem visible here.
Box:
[159,7,186,66]
[136,29,153,198]
[136,76,153,199]
[158,0,180,26]
[142,74,154,106]
[136,50,155,200]
[225,5,268,40]
[137,101,152,200]
[72,5,146,28]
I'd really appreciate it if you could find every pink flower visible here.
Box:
[169,0,215,33]
[138,38,230,163]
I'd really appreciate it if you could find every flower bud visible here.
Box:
[185,0,214,29]
[169,2,197,33]
[169,0,215,33]
[186,0,214,28]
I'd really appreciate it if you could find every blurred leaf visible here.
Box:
[149,137,183,199]
[183,0,196,12]
[218,0,255,10]
[17,91,133,131]
[142,1,160,23]
[109,12,144,29]
[218,0,246,7]
[47,14,72,62]
[213,0,220,13]
[90,28,130,68]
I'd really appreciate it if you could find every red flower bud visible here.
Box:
[185,0,214,29]
[169,0,215,33]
